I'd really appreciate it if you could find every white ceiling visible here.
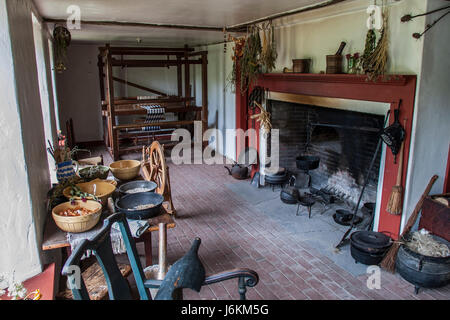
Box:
[34,0,330,46]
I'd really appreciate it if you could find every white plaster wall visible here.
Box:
[0,0,55,282]
[273,0,426,74]
[401,0,450,231]
[56,44,103,142]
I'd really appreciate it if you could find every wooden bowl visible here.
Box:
[52,200,102,233]
[109,160,141,181]
[63,181,116,206]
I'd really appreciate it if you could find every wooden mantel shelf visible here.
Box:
[259,73,410,86]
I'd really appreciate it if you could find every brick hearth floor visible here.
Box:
[101,149,449,300]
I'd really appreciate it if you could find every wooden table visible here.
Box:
[42,200,175,267]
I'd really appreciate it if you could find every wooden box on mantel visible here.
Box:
[419,193,450,242]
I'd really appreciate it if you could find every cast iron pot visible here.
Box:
[265,171,289,185]
[350,231,392,265]
[351,231,393,254]
[115,192,164,220]
[117,180,158,196]
[395,234,450,293]
[296,155,320,171]
[335,209,354,222]
[350,243,387,265]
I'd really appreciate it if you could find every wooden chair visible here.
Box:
[62,213,259,300]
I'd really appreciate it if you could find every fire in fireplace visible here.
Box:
[267,99,385,206]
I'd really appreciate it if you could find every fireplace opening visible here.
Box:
[267,99,385,207]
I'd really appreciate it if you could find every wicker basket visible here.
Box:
[109,160,141,181]
[52,200,102,233]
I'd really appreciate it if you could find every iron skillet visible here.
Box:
[115,192,164,220]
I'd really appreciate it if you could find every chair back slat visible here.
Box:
[62,212,149,300]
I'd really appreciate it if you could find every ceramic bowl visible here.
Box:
[52,200,102,233]
[109,160,141,181]
[63,180,116,206]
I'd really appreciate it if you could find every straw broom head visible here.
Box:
[386,185,403,215]
[380,175,438,272]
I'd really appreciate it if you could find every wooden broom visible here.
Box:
[380,174,439,272]
[386,140,405,215]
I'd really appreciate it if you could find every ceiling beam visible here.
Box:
[43,18,246,33]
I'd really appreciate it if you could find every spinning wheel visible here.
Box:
[142,142,176,216]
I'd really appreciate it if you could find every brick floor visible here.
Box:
[101,149,450,300]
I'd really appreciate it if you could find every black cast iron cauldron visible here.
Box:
[296,155,320,171]
[350,231,393,265]
[396,234,450,294]
[115,192,164,220]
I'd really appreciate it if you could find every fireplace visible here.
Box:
[236,73,417,239]
[268,99,386,206]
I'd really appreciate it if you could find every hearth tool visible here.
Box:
[250,172,261,188]
[280,176,300,204]
[335,110,391,249]
[380,175,439,273]
[296,113,321,187]
[380,103,405,164]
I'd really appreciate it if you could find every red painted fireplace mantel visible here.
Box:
[236,73,417,239]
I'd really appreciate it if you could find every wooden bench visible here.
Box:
[57,262,132,300]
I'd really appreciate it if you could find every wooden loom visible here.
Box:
[98,45,208,161]
[142,141,176,216]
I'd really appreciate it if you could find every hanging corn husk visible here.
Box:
[250,102,272,134]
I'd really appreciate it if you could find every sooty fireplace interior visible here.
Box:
[268,100,385,206]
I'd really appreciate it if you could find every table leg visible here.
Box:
[143,232,153,267]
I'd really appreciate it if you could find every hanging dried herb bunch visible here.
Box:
[240,25,262,92]
[260,21,278,73]
[53,25,71,73]
[363,6,389,81]
[226,35,245,92]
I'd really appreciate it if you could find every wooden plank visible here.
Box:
[111,58,202,68]
[99,46,195,53]
[201,53,208,148]
[110,75,167,97]
[42,210,175,251]
[114,97,195,106]
[113,120,195,131]
[119,142,178,154]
